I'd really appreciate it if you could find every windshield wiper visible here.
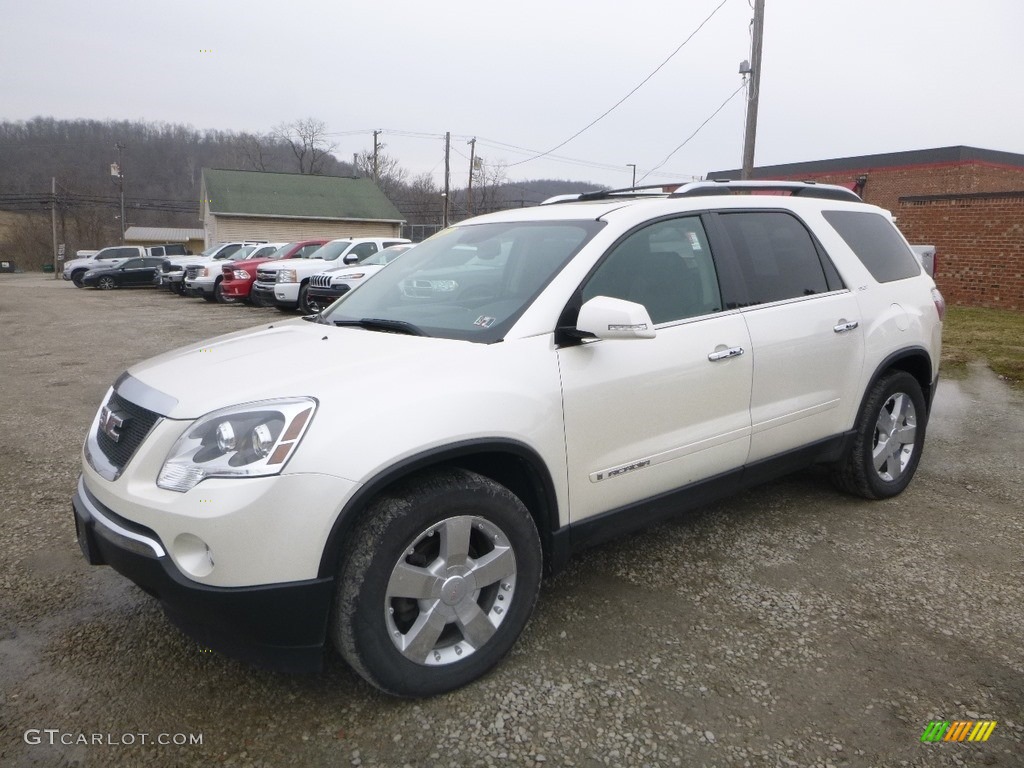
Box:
[332,318,426,336]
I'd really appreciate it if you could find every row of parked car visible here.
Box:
[63,237,414,313]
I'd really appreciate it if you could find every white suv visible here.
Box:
[251,237,410,312]
[73,181,944,698]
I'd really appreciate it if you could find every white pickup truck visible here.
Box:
[63,245,182,287]
[252,237,409,312]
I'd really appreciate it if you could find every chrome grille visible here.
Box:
[310,274,334,289]
[185,265,201,280]
[94,392,160,472]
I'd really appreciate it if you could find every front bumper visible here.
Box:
[220,278,252,299]
[73,476,333,672]
[273,282,300,308]
[183,277,216,298]
[250,283,278,307]
[306,285,350,309]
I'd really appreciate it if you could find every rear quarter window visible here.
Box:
[822,210,921,283]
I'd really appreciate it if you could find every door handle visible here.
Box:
[708,346,744,362]
[833,320,859,333]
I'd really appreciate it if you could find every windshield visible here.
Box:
[197,244,221,258]
[268,242,299,260]
[228,246,257,260]
[320,221,602,342]
[305,240,352,261]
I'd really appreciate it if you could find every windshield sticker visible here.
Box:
[473,316,496,328]
[687,232,703,251]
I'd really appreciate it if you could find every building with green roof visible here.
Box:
[200,169,405,247]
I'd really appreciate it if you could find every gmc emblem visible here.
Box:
[99,405,127,443]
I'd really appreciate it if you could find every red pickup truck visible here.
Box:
[218,240,328,303]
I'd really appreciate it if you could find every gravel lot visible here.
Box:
[1,273,1021,768]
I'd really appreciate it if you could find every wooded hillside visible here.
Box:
[0,117,601,267]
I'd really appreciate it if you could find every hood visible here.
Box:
[259,258,334,273]
[125,319,476,419]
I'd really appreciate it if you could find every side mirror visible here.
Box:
[343,254,360,265]
[575,296,656,340]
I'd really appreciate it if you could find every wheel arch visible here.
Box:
[858,346,936,421]
[317,439,562,580]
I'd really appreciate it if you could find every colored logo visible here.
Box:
[921,720,997,743]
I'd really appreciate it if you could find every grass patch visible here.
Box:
[941,306,1024,386]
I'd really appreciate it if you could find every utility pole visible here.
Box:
[443,131,451,228]
[372,130,381,182]
[626,163,637,189]
[467,137,477,216]
[51,177,58,279]
[741,0,765,180]
[114,143,126,242]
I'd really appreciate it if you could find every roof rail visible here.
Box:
[670,180,862,202]
[539,183,675,205]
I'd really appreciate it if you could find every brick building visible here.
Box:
[709,147,1024,310]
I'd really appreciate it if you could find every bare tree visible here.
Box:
[236,132,273,172]
[474,160,509,214]
[271,118,337,175]
[354,147,408,201]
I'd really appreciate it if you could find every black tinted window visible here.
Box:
[122,259,143,269]
[823,210,921,283]
[718,212,829,304]
[583,217,723,325]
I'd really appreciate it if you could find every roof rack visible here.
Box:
[539,183,672,205]
[539,179,862,205]
[670,179,862,202]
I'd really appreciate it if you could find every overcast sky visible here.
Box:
[2,0,1022,190]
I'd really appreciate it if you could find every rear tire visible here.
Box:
[833,371,927,499]
[332,469,542,697]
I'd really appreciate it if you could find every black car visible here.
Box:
[82,257,165,289]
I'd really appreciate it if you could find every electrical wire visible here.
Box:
[636,82,746,184]
[506,0,731,168]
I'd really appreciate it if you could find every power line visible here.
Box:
[637,83,746,184]
[506,0,732,168]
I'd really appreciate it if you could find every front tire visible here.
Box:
[297,284,311,313]
[833,370,927,499]
[332,469,542,697]
[72,270,86,288]
[214,278,237,304]
[97,276,116,290]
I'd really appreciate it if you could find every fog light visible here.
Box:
[173,533,215,578]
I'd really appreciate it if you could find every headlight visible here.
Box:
[198,267,209,278]
[276,269,297,283]
[157,398,317,492]
[233,269,250,280]
[333,272,364,284]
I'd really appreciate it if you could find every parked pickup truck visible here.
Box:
[218,240,329,304]
[252,237,410,312]
[183,243,286,302]
[158,241,265,295]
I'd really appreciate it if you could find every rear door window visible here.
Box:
[717,211,834,305]
[822,210,921,282]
